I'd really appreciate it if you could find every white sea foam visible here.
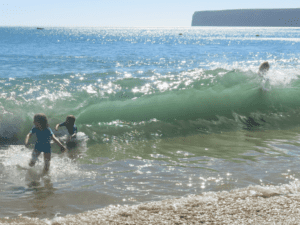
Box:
[0,141,90,186]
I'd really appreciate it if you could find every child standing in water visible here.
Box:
[55,115,77,149]
[25,113,66,173]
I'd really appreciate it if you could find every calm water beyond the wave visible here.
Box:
[1,26,300,220]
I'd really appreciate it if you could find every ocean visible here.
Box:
[1,26,300,222]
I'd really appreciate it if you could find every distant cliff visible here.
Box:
[192,8,300,27]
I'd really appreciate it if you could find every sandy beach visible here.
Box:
[2,181,300,225]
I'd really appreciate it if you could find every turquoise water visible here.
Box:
[1,26,300,219]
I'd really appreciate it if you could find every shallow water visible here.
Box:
[1,128,300,219]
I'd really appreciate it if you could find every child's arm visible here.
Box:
[52,134,66,152]
[55,124,60,131]
[25,133,32,147]
[71,131,77,138]
[71,126,78,138]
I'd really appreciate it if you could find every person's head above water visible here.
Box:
[259,61,270,74]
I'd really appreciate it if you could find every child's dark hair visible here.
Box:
[66,115,76,124]
[34,113,49,130]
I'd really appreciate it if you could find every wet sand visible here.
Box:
[2,181,300,224]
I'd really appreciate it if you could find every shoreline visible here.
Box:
[2,181,300,224]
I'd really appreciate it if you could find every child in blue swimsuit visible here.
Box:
[25,113,66,173]
[55,115,77,149]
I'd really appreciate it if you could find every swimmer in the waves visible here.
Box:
[258,61,270,91]
[258,61,270,76]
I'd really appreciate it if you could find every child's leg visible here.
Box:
[43,153,51,172]
[29,149,41,167]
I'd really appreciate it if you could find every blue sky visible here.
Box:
[1,0,300,27]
